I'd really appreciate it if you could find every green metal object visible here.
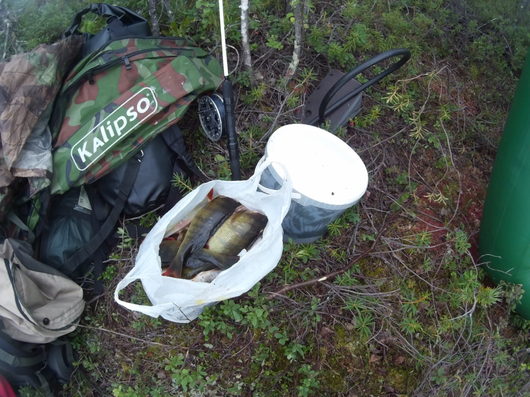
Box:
[479,50,530,318]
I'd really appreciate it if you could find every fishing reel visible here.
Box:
[198,93,226,142]
[197,81,241,180]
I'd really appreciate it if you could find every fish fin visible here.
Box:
[213,253,240,269]
[183,263,216,279]
[182,249,239,278]
[191,249,239,270]
[164,253,184,278]
[207,189,214,201]
[165,218,191,238]
[233,205,247,213]
[162,267,180,278]
[159,240,181,265]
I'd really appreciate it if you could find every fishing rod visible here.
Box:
[218,0,241,180]
[197,0,241,180]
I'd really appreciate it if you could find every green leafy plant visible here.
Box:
[284,342,306,362]
[297,364,320,397]
[164,354,210,393]
[476,285,502,308]
[266,33,284,50]
[452,229,472,255]
[354,310,374,340]
[116,227,134,250]
[101,265,117,282]
[294,244,320,263]
[171,173,194,193]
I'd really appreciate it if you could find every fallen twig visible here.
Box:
[268,215,388,297]
[267,248,374,298]
[77,324,179,348]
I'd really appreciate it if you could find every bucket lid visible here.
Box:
[266,124,368,206]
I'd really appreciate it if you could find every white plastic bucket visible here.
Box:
[259,124,368,243]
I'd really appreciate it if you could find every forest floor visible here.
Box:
[3,0,530,396]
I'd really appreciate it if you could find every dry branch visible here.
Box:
[268,247,374,297]
[268,217,387,297]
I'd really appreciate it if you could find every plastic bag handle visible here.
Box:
[258,184,301,200]
[248,158,273,190]
[254,158,295,191]
[252,158,294,219]
[114,273,176,318]
[252,158,293,193]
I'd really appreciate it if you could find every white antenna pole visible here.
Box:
[218,0,229,77]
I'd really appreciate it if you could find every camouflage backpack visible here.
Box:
[0,4,222,232]
[25,4,223,285]
[48,35,223,195]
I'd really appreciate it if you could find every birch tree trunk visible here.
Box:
[148,0,160,36]
[240,0,253,76]
[285,0,305,79]
[2,21,9,61]
[1,0,13,60]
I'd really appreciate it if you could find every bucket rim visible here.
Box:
[265,124,368,206]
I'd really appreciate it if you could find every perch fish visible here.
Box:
[183,206,268,278]
[162,196,240,278]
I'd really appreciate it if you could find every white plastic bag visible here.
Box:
[114,159,292,323]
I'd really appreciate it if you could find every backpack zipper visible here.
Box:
[62,46,202,100]
[123,56,132,71]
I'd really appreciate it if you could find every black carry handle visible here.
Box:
[64,3,149,37]
[311,48,411,127]
[64,3,151,57]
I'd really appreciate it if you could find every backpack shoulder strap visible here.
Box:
[64,151,142,276]
[0,329,49,390]
[0,329,74,391]
[161,124,204,180]
[159,125,206,213]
